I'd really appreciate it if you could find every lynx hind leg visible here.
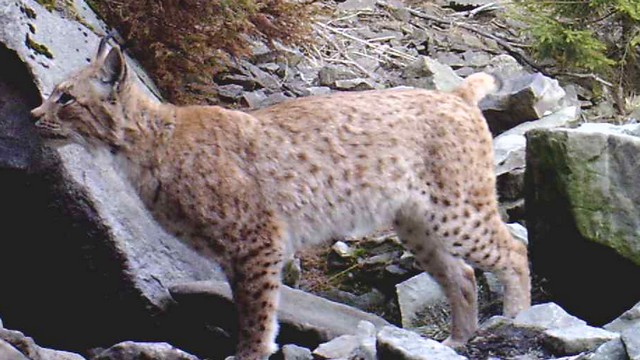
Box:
[229,225,285,360]
[469,218,530,317]
[394,207,479,347]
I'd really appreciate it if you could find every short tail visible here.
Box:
[453,72,498,104]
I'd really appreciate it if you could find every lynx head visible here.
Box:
[31,36,130,148]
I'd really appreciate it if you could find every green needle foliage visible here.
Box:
[86,0,315,104]
[518,0,640,94]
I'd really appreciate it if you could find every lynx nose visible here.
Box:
[30,106,44,121]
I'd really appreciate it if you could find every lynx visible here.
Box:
[31,37,531,360]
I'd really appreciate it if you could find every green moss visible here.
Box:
[25,35,53,59]
[35,0,56,12]
[531,129,640,266]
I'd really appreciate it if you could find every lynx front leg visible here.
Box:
[229,227,285,360]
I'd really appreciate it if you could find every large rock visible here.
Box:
[0,0,222,354]
[481,72,568,134]
[526,124,640,324]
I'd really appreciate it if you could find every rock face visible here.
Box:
[0,0,223,353]
[526,124,640,325]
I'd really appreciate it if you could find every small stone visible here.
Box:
[514,303,586,330]
[337,0,378,12]
[377,326,467,360]
[216,84,245,101]
[396,273,446,328]
[544,326,619,355]
[483,272,503,296]
[318,65,358,87]
[332,241,355,258]
[242,90,268,109]
[282,257,301,288]
[506,223,528,245]
[306,86,332,97]
[282,344,313,360]
[334,78,377,91]
[461,50,491,68]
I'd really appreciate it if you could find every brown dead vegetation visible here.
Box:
[88,0,315,104]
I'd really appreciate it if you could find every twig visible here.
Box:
[452,2,500,17]
[556,72,614,87]
[314,22,417,62]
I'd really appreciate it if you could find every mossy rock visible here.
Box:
[526,125,640,266]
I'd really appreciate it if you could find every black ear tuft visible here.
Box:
[99,47,127,86]
[96,30,117,61]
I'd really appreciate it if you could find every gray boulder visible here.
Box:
[481,72,568,134]
[376,326,467,360]
[526,124,640,324]
[92,342,199,360]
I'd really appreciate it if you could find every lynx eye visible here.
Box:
[57,92,76,106]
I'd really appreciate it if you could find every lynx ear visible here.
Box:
[98,46,127,86]
[95,31,117,61]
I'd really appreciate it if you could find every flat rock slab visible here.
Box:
[92,342,200,360]
[169,281,389,346]
[376,326,466,360]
